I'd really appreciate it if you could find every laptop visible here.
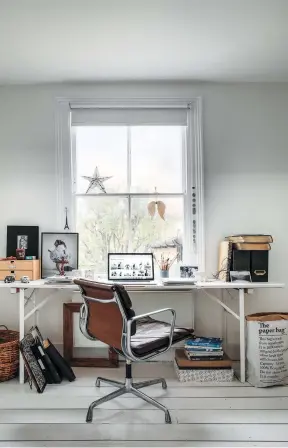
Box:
[108,253,156,284]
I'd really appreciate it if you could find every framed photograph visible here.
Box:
[180,265,198,278]
[230,271,251,283]
[6,226,39,258]
[41,232,79,278]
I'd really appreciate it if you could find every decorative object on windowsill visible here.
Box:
[64,207,70,230]
[84,269,95,280]
[71,269,82,278]
[41,232,79,279]
[150,232,183,263]
[6,226,39,259]
[16,248,25,260]
[82,166,112,194]
[154,252,177,278]
[147,187,166,220]
[0,325,19,382]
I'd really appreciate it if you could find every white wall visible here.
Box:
[0,82,287,359]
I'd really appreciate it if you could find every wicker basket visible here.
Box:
[0,325,19,382]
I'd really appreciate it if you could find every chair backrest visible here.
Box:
[74,279,135,350]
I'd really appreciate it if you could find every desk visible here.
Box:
[0,280,284,384]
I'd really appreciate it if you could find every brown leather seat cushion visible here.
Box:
[131,316,193,357]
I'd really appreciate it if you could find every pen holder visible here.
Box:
[160,269,169,278]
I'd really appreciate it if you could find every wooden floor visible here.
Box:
[1,362,288,446]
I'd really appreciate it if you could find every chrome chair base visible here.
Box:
[86,376,171,424]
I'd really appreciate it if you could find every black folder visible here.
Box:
[31,343,61,384]
[43,339,76,382]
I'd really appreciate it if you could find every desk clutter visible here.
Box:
[19,326,76,393]
[0,259,40,282]
[218,234,273,283]
[2,225,79,281]
[174,336,234,382]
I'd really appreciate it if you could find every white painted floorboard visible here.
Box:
[1,362,288,445]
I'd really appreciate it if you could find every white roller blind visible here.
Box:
[70,106,188,126]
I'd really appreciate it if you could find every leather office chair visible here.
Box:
[74,279,192,424]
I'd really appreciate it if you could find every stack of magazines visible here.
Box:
[184,337,223,361]
[44,276,74,284]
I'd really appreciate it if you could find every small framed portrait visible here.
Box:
[17,235,28,250]
[6,226,39,258]
[180,265,198,278]
[41,233,79,278]
[230,271,252,283]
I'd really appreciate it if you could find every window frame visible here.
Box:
[55,97,205,271]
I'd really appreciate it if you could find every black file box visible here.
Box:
[232,250,269,282]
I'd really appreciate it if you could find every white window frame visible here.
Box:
[55,97,205,271]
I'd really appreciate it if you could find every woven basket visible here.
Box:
[0,325,19,382]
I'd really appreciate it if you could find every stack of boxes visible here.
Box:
[218,234,273,282]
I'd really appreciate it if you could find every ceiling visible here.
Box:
[0,0,287,84]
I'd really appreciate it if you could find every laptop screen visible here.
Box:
[108,253,154,281]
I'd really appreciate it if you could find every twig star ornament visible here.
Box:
[82,166,112,194]
[147,187,166,220]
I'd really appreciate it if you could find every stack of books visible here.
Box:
[185,337,223,361]
[174,337,234,382]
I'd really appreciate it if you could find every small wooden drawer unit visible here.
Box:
[0,260,40,281]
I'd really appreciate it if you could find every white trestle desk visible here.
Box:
[0,280,284,384]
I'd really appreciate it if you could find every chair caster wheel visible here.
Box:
[162,380,167,390]
[165,412,172,424]
[95,379,100,387]
[86,409,93,423]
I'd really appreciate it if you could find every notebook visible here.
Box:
[161,278,196,285]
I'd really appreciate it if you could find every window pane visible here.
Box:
[130,126,184,193]
[76,196,129,273]
[131,197,184,265]
[75,126,127,193]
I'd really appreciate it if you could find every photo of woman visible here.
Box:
[41,233,78,278]
[48,239,71,275]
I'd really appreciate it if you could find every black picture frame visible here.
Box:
[6,226,39,258]
[41,232,79,278]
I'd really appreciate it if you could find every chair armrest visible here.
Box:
[79,302,98,341]
[125,308,176,361]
